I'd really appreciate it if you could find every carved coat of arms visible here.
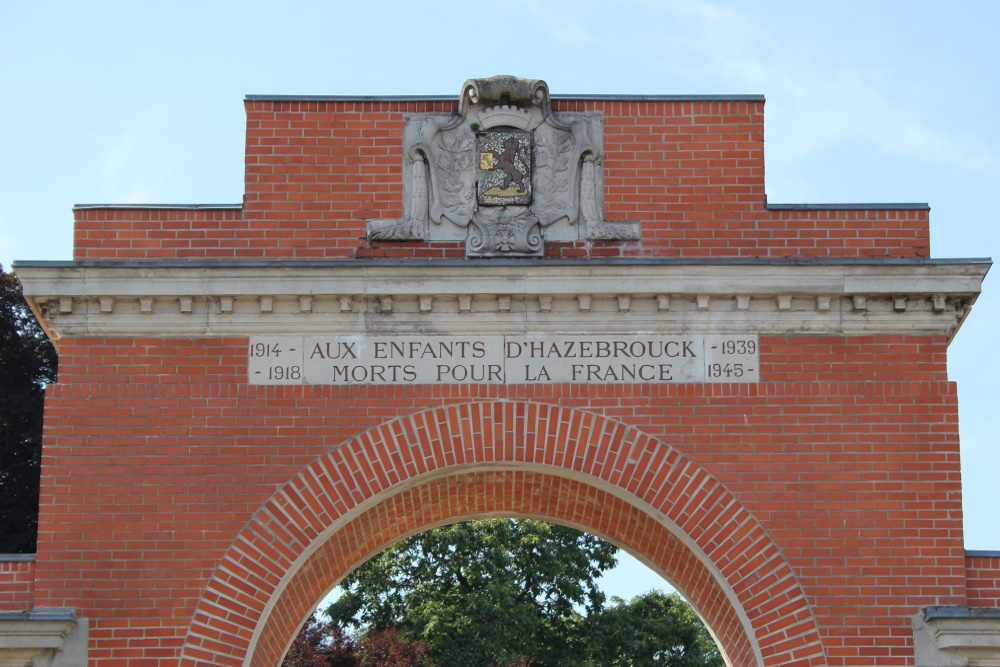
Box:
[477,130,532,206]
[366,76,639,257]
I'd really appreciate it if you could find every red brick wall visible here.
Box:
[0,557,35,610]
[36,92,989,666]
[72,98,929,262]
[967,554,1000,606]
[32,333,967,665]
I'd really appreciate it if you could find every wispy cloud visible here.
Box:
[511,0,597,47]
[100,107,178,203]
[608,0,996,175]
[763,67,995,174]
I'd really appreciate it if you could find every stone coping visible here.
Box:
[0,610,75,623]
[72,203,242,210]
[0,555,35,563]
[14,257,992,270]
[66,202,932,211]
[243,93,768,102]
[926,606,1000,621]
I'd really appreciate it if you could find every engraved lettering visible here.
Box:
[250,342,282,358]
[251,335,754,385]
[437,364,503,382]
[524,365,551,382]
[310,342,358,360]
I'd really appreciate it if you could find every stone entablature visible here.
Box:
[17,259,986,343]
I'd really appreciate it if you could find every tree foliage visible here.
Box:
[356,626,435,667]
[283,613,433,667]
[283,613,360,667]
[585,591,724,667]
[0,266,57,553]
[321,519,721,667]
[328,519,616,667]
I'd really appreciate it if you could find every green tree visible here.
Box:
[585,591,724,667]
[327,519,617,667]
[0,265,57,553]
[325,519,721,667]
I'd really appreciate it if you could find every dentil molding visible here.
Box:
[14,259,989,346]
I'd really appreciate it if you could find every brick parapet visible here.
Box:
[966,553,1000,607]
[0,556,35,611]
[71,97,929,262]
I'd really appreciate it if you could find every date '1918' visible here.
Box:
[267,365,301,381]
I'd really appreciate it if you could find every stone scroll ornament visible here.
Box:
[366,76,641,257]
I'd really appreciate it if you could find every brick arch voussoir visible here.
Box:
[179,400,826,667]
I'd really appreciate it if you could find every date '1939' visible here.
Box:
[720,339,756,355]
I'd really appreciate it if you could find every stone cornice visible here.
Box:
[0,609,77,667]
[915,606,1000,667]
[15,260,990,345]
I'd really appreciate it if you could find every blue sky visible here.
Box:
[2,1,998,599]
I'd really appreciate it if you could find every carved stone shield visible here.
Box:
[477,130,532,206]
[365,76,640,256]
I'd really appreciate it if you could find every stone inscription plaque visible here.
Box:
[248,335,759,385]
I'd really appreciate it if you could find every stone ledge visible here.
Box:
[915,606,1000,667]
[17,261,987,344]
[0,609,81,667]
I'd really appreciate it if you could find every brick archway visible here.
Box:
[11,81,996,667]
[179,402,826,667]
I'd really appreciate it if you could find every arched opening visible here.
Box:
[252,470,752,666]
[179,402,826,667]
[296,516,722,666]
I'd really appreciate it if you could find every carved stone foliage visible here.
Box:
[366,76,640,257]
